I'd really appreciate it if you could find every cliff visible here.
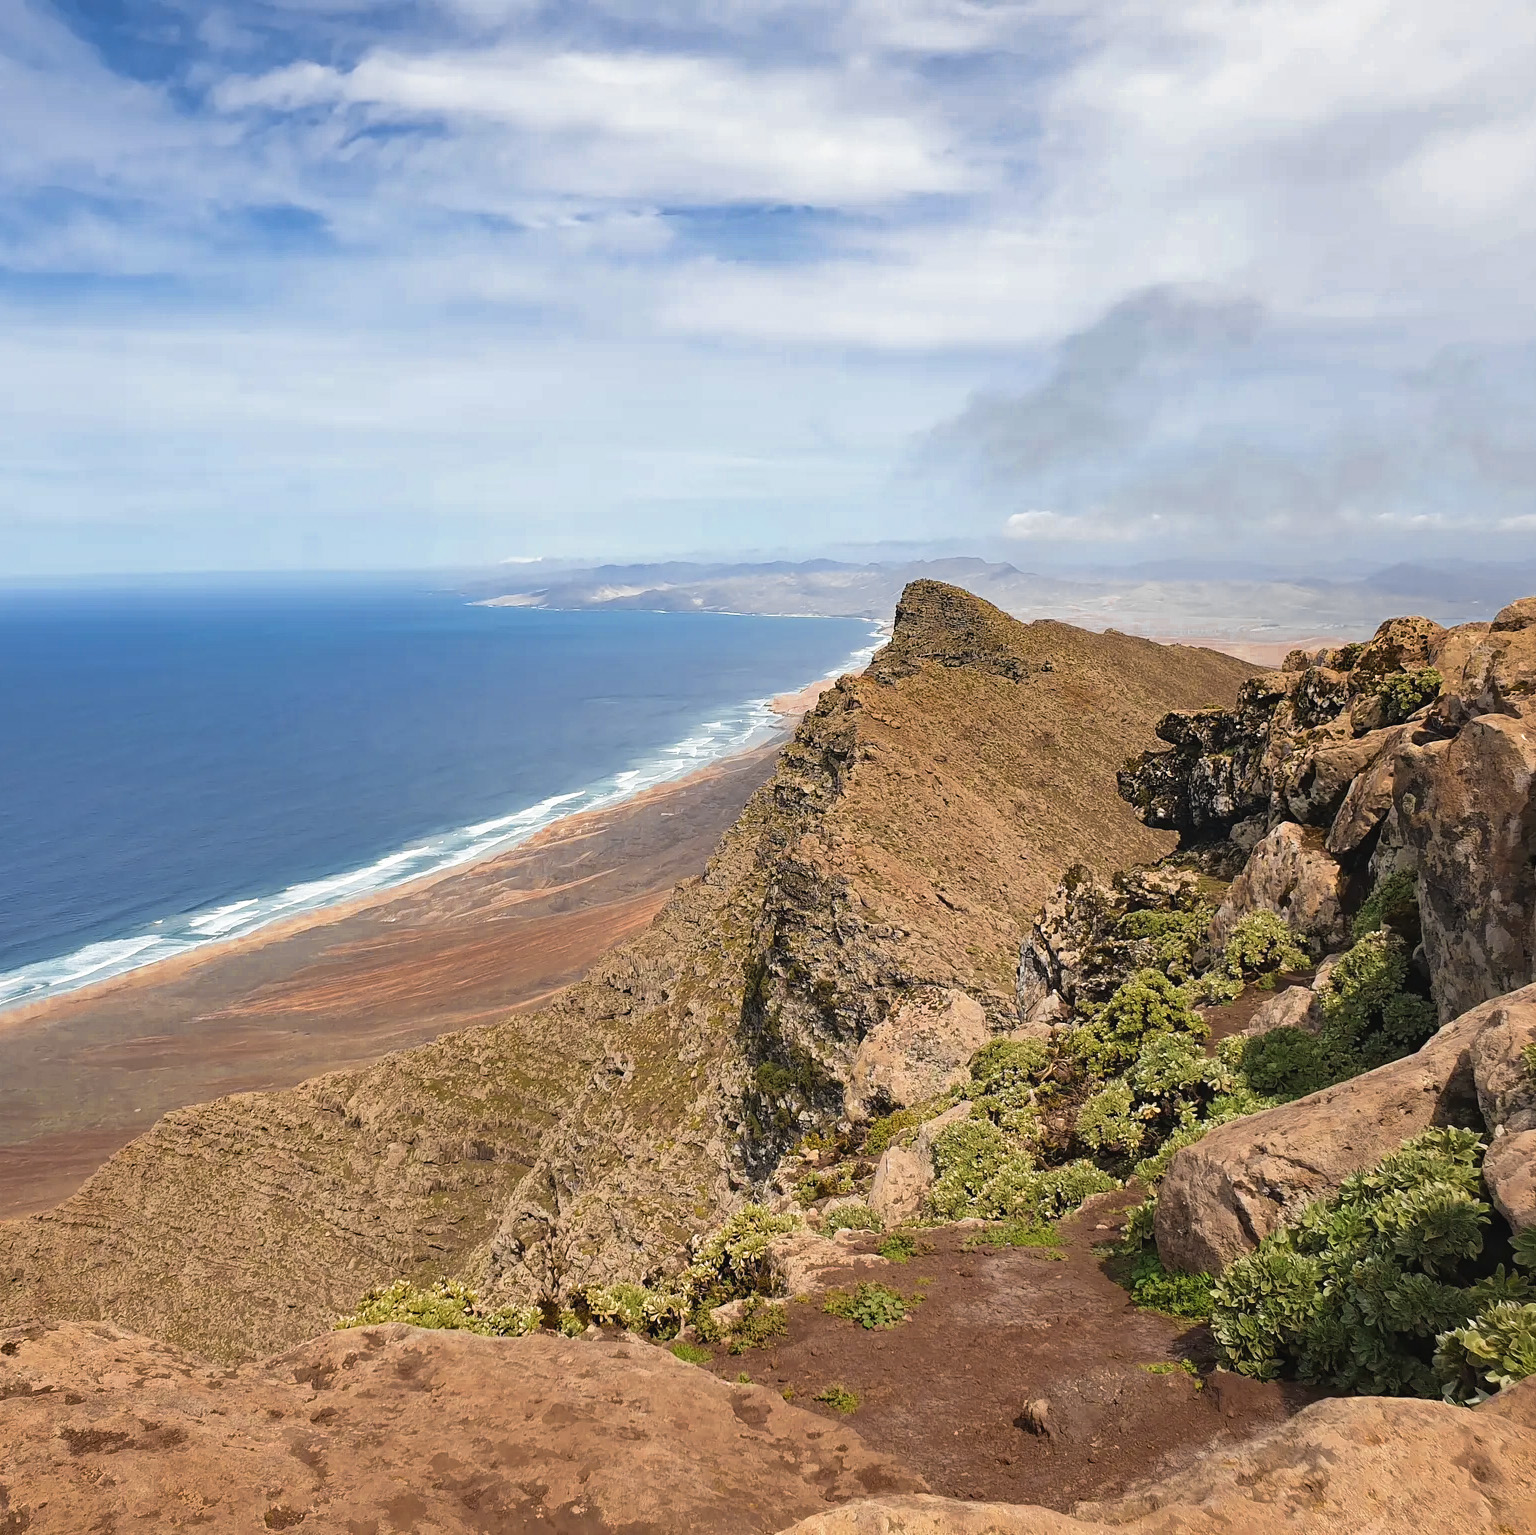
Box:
[0,582,1250,1361]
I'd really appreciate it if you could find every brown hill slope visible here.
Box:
[0,583,1249,1361]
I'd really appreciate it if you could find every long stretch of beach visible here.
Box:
[0,715,810,1221]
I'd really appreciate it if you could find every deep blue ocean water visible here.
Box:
[0,581,876,1009]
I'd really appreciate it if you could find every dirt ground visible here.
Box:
[701,1197,1320,1510]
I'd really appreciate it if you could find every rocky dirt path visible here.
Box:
[705,1200,1320,1509]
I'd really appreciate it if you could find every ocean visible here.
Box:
[0,581,877,1011]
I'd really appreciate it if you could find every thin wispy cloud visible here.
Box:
[1,0,1533,571]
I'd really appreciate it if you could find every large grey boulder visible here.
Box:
[1210,821,1349,952]
[846,989,987,1119]
[1485,1131,1536,1238]
[1153,985,1513,1274]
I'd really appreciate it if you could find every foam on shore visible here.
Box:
[0,629,881,1014]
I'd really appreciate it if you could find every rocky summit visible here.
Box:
[9,581,1536,1534]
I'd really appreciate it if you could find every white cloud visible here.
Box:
[216,47,968,204]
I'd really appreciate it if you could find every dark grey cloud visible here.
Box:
[925,288,1536,563]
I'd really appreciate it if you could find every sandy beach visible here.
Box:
[0,722,804,1220]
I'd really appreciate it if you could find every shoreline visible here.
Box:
[0,640,875,1025]
[0,729,811,1220]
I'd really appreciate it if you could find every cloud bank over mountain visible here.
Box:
[2,0,1534,571]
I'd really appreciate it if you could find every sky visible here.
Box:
[4,0,1536,574]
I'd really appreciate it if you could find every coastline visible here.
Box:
[0,622,880,1021]
[0,676,849,1221]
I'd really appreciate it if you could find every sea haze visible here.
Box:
[0,582,876,1009]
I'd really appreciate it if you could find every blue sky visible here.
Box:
[4,0,1536,574]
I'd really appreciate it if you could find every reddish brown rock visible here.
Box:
[0,1319,922,1533]
[774,1390,1536,1534]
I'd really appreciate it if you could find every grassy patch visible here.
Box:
[823,1282,914,1329]
[1139,1358,1203,1387]
[814,1383,860,1414]
[669,1341,712,1364]
[964,1219,1063,1253]
[877,1231,923,1263]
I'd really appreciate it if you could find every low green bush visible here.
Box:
[864,1106,923,1156]
[337,1279,539,1338]
[726,1297,789,1353]
[670,1340,712,1364]
[823,1201,882,1235]
[1070,970,1208,1077]
[685,1204,801,1312]
[1352,869,1420,943]
[1316,930,1436,1074]
[1435,1301,1536,1401]
[1221,911,1309,980]
[878,1232,920,1263]
[815,1383,859,1413]
[823,1281,913,1329]
[1239,1026,1332,1100]
[1116,905,1214,984]
[1375,667,1442,725]
[1211,1128,1535,1396]
[1124,1250,1215,1319]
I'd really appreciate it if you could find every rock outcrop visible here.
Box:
[0,1318,922,1533]
[774,1384,1536,1534]
[1154,984,1504,1274]
[1209,821,1348,951]
[846,990,988,1120]
[0,582,1250,1361]
[1120,601,1536,1028]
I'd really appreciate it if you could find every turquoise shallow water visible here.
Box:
[0,580,876,1009]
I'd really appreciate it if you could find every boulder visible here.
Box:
[0,1319,924,1535]
[1484,1130,1536,1237]
[1153,985,1509,1275]
[1210,821,1349,952]
[1242,985,1318,1037]
[914,1102,971,1163]
[773,1390,1536,1534]
[1469,992,1536,1132]
[846,990,988,1118]
[1325,724,1412,855]
[765,1229,890,1296]
[1394,707,1536,1020]
[1459,599,1536,716]
[1272,722,1399,829]
[868,1145,929,1226]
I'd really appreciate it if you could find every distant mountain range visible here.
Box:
[462,556,1524,644]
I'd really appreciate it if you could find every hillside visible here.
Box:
[0,582,1250,1361]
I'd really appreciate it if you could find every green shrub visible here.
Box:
[1070,970,1208,1078]
[337,1279,539,1337]
[583,1281,686,1339]
[1376,667,1442,725]
[815,1383,859,1413]
[670,1340,712,1364]
[1240,1026,1332,1100]
[685,1205,801,1311]
[823,1281,912,1329]
[1116,905,1215,984]
[1211,1128,1534,1396]
[964,1219,1062,1252]
[1222,911,1309,979]
[1352,870,1420,943]
[864,1106,923,1156]
[1318,930,1436,1074]
[878,1232,919,1263]
[1124,1250,1215,1319]
[823,1201,882,1235]
[726,1297,789,1353]
[927,1118,1012,1216]
[795,1167,855,1206]
[1435,1301,1536,1401]
[969,1038,1051,1094]
[1122,1196,1158,1249]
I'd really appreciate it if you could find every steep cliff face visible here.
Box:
[0,582,1249,1360]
